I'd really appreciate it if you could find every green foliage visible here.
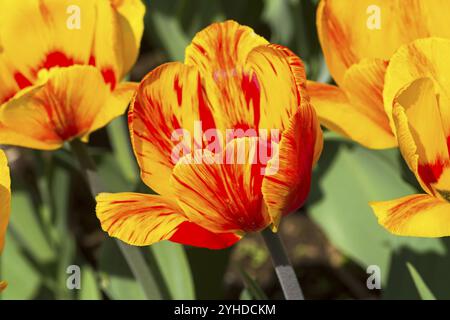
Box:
[406,262,436,300]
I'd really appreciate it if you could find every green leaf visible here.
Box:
[406,262,436,300]
[146,0,190,61]
[262,0,293,44]
[239,268,267,300]
[98,238,163,300]
[2,233,41,299]
[107,116,138,185]
[79,265,101,300]
[308,141,446,288]
[150,241,195,299]
[9,189,55,263]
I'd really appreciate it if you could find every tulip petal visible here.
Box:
[185,20,268,131]
[170,222,241,249]
[0,150,11,253]
[246,44,307,132]
[96,192,188,246]
[0,66,114,150]
[93,0,145,84]
[308,81,397,149]
[0,0,97,97]
[393,78,449,196]
[370,194,450,237]
[384,38,450,135]
[87,81,137,137]
[171,139,270,234]
[317,0,450,85]
[129,62,213,196]
[262,103,321,229]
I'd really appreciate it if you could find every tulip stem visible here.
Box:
[69,139,161,300]
[261,228,304,300]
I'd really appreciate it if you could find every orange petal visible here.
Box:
[171,138,270,234]
[185,20,268,131]
[0,0,144,103]
[384,38,450,136]
[0,66,116,150]
[317,0,450,85]
[262,103,321,229]
[370,194,450,237]
[307,81,397,149]
[0,280,7,292]
[246,44,307,132]
[129,62,212,196]
[96,192,187,246]
[87,81,138,137]
[0,0,96,85]
[92,0,145,85]
[0,150,11,253]
[393,78,449,197]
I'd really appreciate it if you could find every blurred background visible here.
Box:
[1,0,448,300]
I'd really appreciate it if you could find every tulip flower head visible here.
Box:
[96,21,323,249]
[370,38,450,237]
[0,0,145,149]
[309,0,450,149]
[0,150,11,292]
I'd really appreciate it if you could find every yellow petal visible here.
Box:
[96,192,187,246]
[185,20,268,131]
[384,38,450,135]
[262,103,321,229]
[247,44,307,132]
[171,138,270,234]
[93,0,145,83]
[96,192,240,249]
[317,0,450,85]
[0,0,144,104]
[307,81,397,149]
[129,62,211,196]
[0,66,114,150]
[0,0,96,85]
[87,82,138,136]
[0,150,11,253]
[370,194,450,237]
[393,78,449,197]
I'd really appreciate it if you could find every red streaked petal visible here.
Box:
[170,221,241,249]
[171,138,270,234]
[370,194,450,237]
[129,62,214,196]
[262,102,321,229]
[96,192,187,246]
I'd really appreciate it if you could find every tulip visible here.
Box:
[370,38,450,237]
[309,0,450,149]
[96,20,323,250]
[0,0,145,149]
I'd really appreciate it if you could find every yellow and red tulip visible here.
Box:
[309,0,450,149]
[0,150,11,292]
[0,0,145,150]
[370,38,450,237]
[96,21,323,249]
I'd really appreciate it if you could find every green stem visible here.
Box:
[261,228,304,300]
[69,139,161,300]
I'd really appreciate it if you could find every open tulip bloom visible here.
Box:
[96,21,322,299]
[96,20,322,249]
[370,38,450,237]
[309,0,450,150]
[0,0,145,149]
[0,150,11,292]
